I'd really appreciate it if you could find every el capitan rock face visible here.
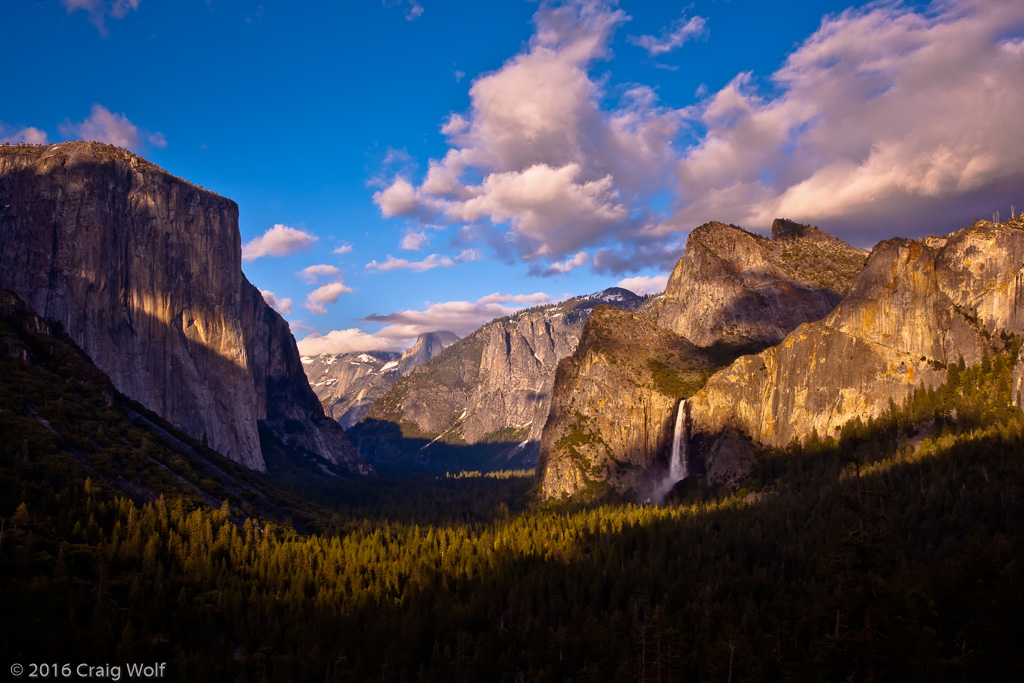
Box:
[689,220,1024,457]
[0,141,368,474]
[655,220,867,346]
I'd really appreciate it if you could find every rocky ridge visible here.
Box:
[655,219,867,346]
[538,220,868,499]
[303,331,459,430]
[0,142,368,474]
[349,289,645,469]
[688,219,1024,476]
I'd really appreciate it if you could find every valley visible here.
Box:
[3,141,1023,681]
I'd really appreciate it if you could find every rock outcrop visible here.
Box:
[689,220,1024,456]
[349,289,644,469]
[537,220,866,498]
[0,142,368,474]
[303,331,459,430]
[398,330,460,375]
[537,306,709,499]
[655,220,867,346]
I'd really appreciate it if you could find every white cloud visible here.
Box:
[400,231,429,250]
[545,250,589,275]
[260,290,292,315]
[629,12,706,56]
[242,224,317,262]
[366,248,479,273]
[616,273,669,296]
[477,292,550,305]
[0,125,47,145]
[665,0,1024,241]
[361,300,520,338]
[299,264,340,284]
[406,1,423,21]
[372,0,683,267]
[332,243,353,255]
[305,281,352,315]
[58,104,165,154]
[62,0,140,33]
[301,291,555,355]
[373,177,423,218]
[453,163,627,257]
[297,328,405,356]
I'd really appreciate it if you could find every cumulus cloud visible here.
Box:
[58,104,165,154]
[366,248,479,273]
[629,12,706,56]
[616,273,668,296]
[305,281,352,315]
[332,243,353,255]
[665,0,1024,242]
[372,0,685,269]
[299,264,340,284]
[400,231,429,250]
[373,0,1024,270]
[0,125,47,145]
[260,290,292,315]
[545,250,589,275]
[242,225,317,262]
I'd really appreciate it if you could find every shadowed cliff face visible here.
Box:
[689,219,1024,460]
[0,142,368,474]
[655,220,867,346]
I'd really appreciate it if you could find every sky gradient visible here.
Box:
[5,0,1023,355]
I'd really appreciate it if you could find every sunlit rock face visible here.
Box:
[536,306,709,500]
[349,289,644,469]
[538,220,865,499]
[655,219,867,347]
[0,141,368,473]
[689,220,1024,451]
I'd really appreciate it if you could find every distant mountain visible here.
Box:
[0,142,368,475]
[303,331,460,430]
[348,288,645,471]
[538,219,870,499]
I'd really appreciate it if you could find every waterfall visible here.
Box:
[650,399,689,503]
[668,399,689,483]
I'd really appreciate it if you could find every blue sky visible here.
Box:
[5,0,1023,355]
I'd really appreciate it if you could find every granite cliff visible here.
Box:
[655,219,867,346]
[349,289,644,470]
[688,218,1024,477]
[536,306,710,499]
[0,142,368,474]
[538,220,867,498]
[303,331,459,430]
